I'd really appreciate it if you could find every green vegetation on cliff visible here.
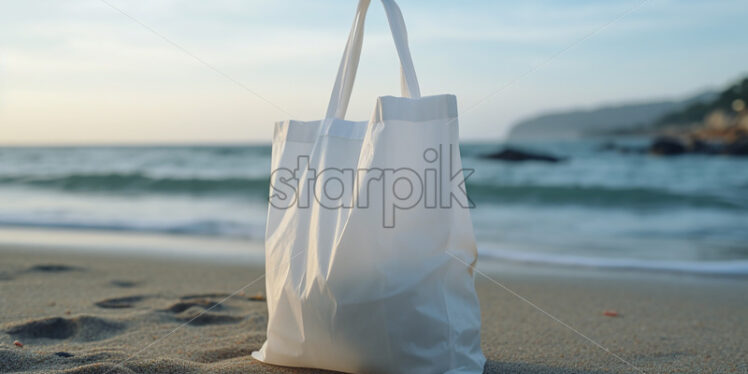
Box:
[655,77,748,127]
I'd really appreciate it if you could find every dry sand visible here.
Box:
[0,246,746,373]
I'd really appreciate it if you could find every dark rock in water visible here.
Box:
[647,134,748,156]
[54,352,74,358]
[649,136,687,155]
[482,148,565,163]
[689,138,722,154]
[725,137,748,156]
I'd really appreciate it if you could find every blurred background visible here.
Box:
[1,0,747,274]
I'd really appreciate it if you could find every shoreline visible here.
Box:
[2,227,747,278]
[1,245,747,373]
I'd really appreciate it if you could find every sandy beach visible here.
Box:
[0,245,746,374]
[3,0,748,372]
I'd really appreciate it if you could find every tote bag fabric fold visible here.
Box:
[253,1,485,372]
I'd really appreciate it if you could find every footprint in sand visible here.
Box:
[166,298,223,313]
[0,264,85,282]
[26,264,85,273]
[3,316,126,343]
[94,295,149,309]
[178,312,244,326]
[179,293,231,300]
[108,279,141,288]
[161,295,244,326]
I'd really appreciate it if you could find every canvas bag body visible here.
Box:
[254,1,484,372]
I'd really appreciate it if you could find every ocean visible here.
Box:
[1,141,747,274]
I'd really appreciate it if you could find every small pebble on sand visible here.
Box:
[603,310,619,317]
[249,292,266,301]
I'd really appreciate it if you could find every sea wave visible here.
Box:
[479,246,748,276]
[0,172,744,210]
[0,217,264,239]
[467,184,746,210]
[0,173,270,197]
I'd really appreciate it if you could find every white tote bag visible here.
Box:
[253,0,485,372]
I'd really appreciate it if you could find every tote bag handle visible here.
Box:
[325,0,421,120]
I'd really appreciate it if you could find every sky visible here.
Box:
[1,0,747,145]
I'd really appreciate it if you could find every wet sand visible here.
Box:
[0,246,746,373]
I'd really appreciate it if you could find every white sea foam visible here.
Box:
[479,245,748,275]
